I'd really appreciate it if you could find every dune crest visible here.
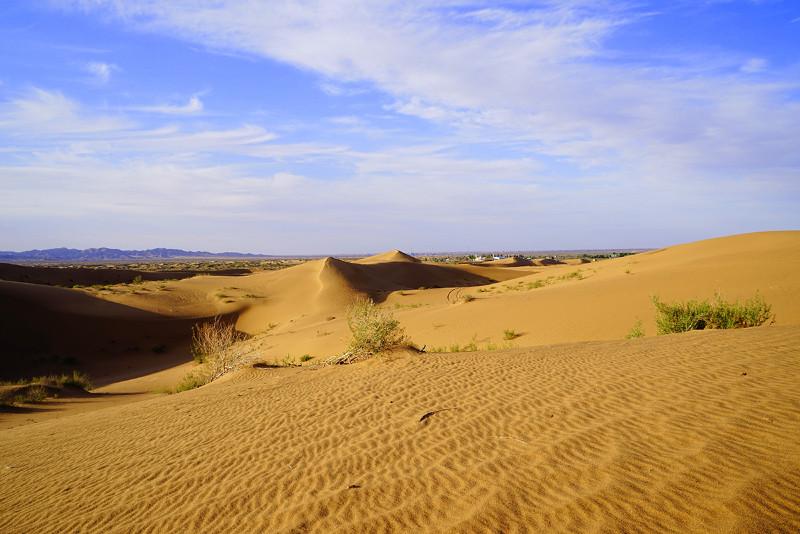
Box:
[355,249,421,264]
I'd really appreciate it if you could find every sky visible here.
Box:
[0,1,798,254]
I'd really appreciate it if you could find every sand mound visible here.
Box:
[355,249,421,264]
[2,326,799,532]
[397,231,800,351]
[485,256,534,267]
[0,262,248,287]
[531,258,564,266]
[318,256,496,296]
[0,280,195,383]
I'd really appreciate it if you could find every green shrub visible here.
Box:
[652,294,773,335]
[503,329,521,341]
[346,297,408,357]
[0,385,48,407]
[26,371,92,390]
[626,319,645,339]
[300,354,314,362]
[0,371,92,406]
[174,372,207,393]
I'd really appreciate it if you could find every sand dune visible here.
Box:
[1,326,798,532]
[354,249,421,264]
[484,256,534,267]
[0,280,196,384]
[2,231,800,531]
[0,262,249,287]
[2,231,799,383]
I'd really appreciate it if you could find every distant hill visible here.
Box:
[0,247,270,262]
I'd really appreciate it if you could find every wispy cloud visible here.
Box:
[741,57,767,73]
[85,61,117,83]
[4,1,797,251]
[0,87,129,134]
[134,95,204,115]
[51,1,800,179]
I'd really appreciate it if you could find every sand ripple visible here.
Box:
[1,326,799,533]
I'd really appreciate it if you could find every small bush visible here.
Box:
[652,294,773,335]
[1,371,92,406]
[561,270,584,281]
[0,385,48,407]
[503,329,521,341]
[300,354,314,362]
[626,319,645,339]
[463,340,478,352]
[461,294,476,303]
[131,275,143,285]
[174,372,207,393]
[191,316,245,364]
[24,371,93,390]
[346,297,408,357]
[187,316,250,387]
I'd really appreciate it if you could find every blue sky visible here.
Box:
[1,1,798,254]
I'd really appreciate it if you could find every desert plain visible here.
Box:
[1,231,799,533]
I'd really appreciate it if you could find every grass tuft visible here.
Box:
[625,319,645,339]
[651,293,773,335]
[503,329,521,340]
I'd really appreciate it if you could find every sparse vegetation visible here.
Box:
[651,294,773,335]
[2,371,94,390]
[131,275,143,284]
[560,270,584,281]
[174,372,207,393]
[1,371,92,407]
[461,294,476,303]
[191,316,245,364]
[393,302,425,309]
[345,297,408,358]
[626,319,645,339]
[503,329,521,341]
[429,336,513,354]
[1,385,48,407]
[177,316,251,391]
[300,354,314,363]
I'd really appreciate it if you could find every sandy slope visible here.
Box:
[1,231,798,389]
[1,326,798,533]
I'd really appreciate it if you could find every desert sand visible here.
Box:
[1,231,799,532]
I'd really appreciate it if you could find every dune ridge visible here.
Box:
[1,326,799,532]
[2,231,799,385]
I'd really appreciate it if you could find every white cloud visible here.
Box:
[741,57,767,73]
[51,1,800,181]
[5,1,798,251]
[85,61,117,83]
[0,87,130,134]
[135,95,204,114]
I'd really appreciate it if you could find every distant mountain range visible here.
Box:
[0,247,270,262]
